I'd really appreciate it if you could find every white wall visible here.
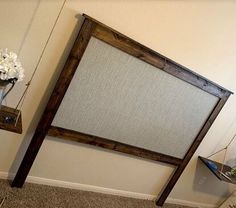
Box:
[1,0,236,207]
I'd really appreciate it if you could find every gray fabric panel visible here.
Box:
[52,37,219,159]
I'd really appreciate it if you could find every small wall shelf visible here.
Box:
[199,156,236,184]
[0,105,22,134]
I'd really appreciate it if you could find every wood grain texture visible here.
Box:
[48,126,182,166]
[155,91,231,206]
[11,18,96,188]
[0,105,22,134]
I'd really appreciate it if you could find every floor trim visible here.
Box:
[0,171,215,208]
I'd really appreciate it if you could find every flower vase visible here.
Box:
[0,85,5,106]
[0,80,10,109]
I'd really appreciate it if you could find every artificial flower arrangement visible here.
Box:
[0,48,24,82]
[0,48,24,104]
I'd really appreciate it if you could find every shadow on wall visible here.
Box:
[193,158,231,205]
[8,11,84,179]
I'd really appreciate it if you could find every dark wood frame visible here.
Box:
[11,14,232,206]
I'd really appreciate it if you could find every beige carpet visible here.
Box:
[0,179,190,208]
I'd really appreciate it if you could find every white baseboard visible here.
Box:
[0,171,12,180]
[0,171,215,208]
[167,198,215,208]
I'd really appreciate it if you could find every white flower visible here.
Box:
[0,48,24,81]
